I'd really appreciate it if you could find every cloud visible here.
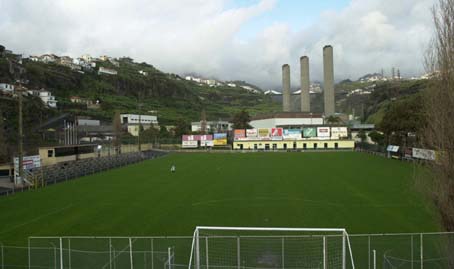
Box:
[0,0,435,89]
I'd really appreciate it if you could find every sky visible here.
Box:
[0,0,436,89]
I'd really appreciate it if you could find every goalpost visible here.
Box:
[189,227,355,269]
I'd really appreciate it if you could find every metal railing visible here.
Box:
[0,232,451,269]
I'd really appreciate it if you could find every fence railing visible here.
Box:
[0,232,451,269]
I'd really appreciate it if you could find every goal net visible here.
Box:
[189,227,355,269]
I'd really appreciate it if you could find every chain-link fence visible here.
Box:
[0,232,452,269]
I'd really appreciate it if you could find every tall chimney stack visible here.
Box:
[300,56,310,112]
[323,45,335,116]
[282,64,291,112]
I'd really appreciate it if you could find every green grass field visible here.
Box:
[0,152,439,247]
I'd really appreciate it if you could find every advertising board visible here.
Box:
[330,127,348,139]
[182,135,200,141]
[234,129,246,139]
[258,128,270,139]
[283,129,302,140]
[182,140,198,148]
[303,127,317,138]
[317,127,330,138]
[213,133,228,146]
[412,148,436,161]
[246,129,258,138]
[14,155,41,171]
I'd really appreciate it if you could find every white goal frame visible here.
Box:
[188,226,355,269]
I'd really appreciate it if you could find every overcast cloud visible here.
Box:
[0,0,435,89]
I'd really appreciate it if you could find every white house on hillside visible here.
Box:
[98,67,117,75]
[0,83,15,94]
[28,89,57,108]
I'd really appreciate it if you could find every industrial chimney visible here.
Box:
[282,64,291,112]
[323,45,335,116]
[300,56,310,112]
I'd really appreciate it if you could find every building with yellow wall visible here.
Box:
[233,140,355,151]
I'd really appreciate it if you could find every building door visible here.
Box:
[265,144,270,150]
[283,144,287,150]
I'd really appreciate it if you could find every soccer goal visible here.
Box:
[188,226,355,269]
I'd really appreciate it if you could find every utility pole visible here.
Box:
[137,95,142,152]
[17,84,24,185]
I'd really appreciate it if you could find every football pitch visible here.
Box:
[0,151,439,246]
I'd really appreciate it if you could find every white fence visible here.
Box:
[0,232,452,269]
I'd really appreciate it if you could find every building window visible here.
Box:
[265,144,270,150]
[48,150,53,157]
[324,143,328,149]
[239,144,243,150]
[254,144,258,150]
[283,143,287,150]
[335,143,339,149]
[303,143,307,149]
[272,144,277,150]
[313,143,317,149]
[293,142,297,149]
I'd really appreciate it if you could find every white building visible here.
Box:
[77,119,100,126]
[0,83,15,93]
[227,83,237,87]
[80,54,92,62]
[191,120,232,132]
[28,89,57,108]
[138,70,148,76]
[98,67,118,75]
[120,114,158,125]
[250,113,324,129]
[39,54,57,63]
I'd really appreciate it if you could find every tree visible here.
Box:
[325,115,341,125]
[356,130,367,143]
[173,119,190,138]
[232,110,252,129]
[368,131,384,145]
[112,111,122,153]
[379,95,424,147]
[200,109,207,135]
[421,0,454,263]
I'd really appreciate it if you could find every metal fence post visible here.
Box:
[373,250,376,269]
[281,237,285,269]
[368,236,371,269]
[109,238,112,269]
[60,237,63,269]
[151,238,154,269]
[420,233,423,269]
[206,237,209,269]
[237,237,241,269]
[1,243,4,269]
[129,237,134,269]
[168,247,171,269]
[323,236,327,269]
[411,235,414,269]
[68,239,71,269]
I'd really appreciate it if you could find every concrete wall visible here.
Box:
[323,45,335,116]
[282,64,291,112]
[250,117,324,129]
[233,140,355,150]
[300,56,310,112]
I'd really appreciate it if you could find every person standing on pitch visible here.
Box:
[170,164,176,173]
